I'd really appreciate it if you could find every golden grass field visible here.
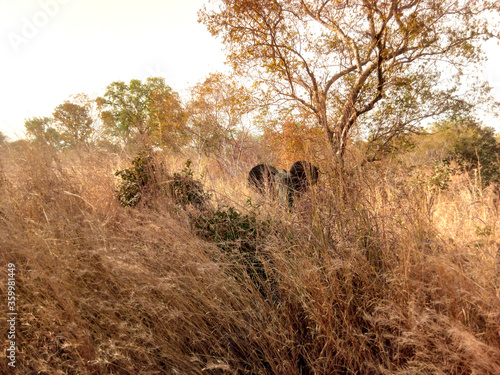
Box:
[1,142,499,374]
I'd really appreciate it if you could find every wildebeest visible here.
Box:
[248,161,319,208]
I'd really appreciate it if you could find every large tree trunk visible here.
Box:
[316,106,346,168]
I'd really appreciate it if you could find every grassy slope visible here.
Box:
[1,143,499,374]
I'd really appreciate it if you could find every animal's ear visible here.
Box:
[289,161,319,191]
[248,164,279,194]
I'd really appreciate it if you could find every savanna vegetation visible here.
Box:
[2,0,500,374]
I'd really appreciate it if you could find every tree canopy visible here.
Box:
[200,0,500,162]
[432,118,500,187]
[24,117,61,147]
[97,77,187,149]
[187,73,257,173]
[53,102,93,147]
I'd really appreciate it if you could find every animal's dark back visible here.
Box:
[248,164,279,193]
[289,161,319,193]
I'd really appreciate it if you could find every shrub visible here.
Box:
[412,160,453,193]
[114,152,157,207]
[193,206,273,294]
[431,119,500,187]
[115,154,209,208]
[169,159,209,207]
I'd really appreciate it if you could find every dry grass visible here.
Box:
[1,143,499,374]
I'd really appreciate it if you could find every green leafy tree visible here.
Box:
[432,119,500,187]
[200,0,500,163]
[24,117,61,147]
[97,77,187,149]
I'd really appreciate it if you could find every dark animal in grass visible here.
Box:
[248,164,279,195]
[248,161,319,208]
[289,160,319,194]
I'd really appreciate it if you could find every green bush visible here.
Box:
[115,154,209,208]
[169,159,209,207]
[432,119,500,187]
[194,206,273,294]
[414,160,452,192]
[114,152,156,207]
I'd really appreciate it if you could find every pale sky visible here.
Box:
[1,0,499,140]
[0,0,227,139]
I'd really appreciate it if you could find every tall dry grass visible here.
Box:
[0,143,499,374]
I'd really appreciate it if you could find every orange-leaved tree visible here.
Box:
[262,115,323,168]
[53,102,93,147]
[200,0,500,164]
[187,72,257,175]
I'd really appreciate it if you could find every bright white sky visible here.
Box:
[0,0,227,139]
[1,0,499,140]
